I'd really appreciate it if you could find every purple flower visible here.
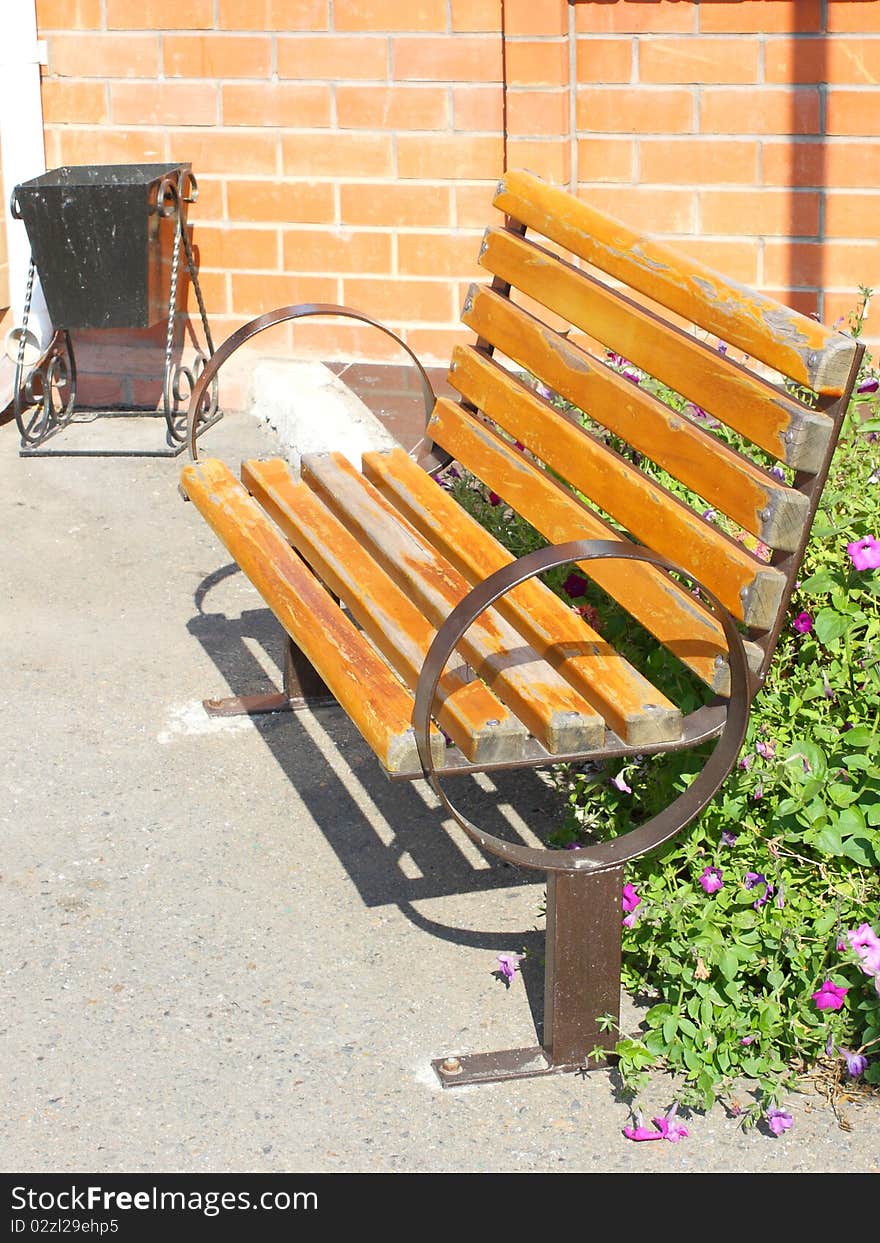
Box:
[858,375,879,394]
[839,1047,868,1078]
[488,491,502,507]
[811,979,848,1011]
[699,866,724,895]
[621,883,641,914]
[738,753,753,770]
[752,785,764,801]
[771,464,786,480]
[612,772,632,794]
[702,507,717,522]
[847,535,880,571]
[744,871,773,907]
[496,952,523,983]
[793,611,813,634]
[535,382,553,401]
[741,1034,757,1046]
[766,1107,793,1136]
[721,830,738,847]
[562,572,588,599]
[755,739,776,759]
[844,923,880,977]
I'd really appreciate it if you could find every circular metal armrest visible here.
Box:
[184,302,442,463]
[413,539,751,875]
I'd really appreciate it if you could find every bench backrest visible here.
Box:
[425,170,864,698]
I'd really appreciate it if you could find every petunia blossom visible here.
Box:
[839,1047,868,1078]
[699,866,724,895]
[721,830,738,847]
[621,883,641,914]
[744,871,773,907]
[793,611,814,634]
[858,375,879,394]
[766,1107,793,1136]
[496,952,523,983]
[755,739,776,759]
[844,923,880,978]
[612,772,632,794]
[623,1105,688,1143]
[811,978,848,1011]
[562,572,588,599]
[847,534,880,571]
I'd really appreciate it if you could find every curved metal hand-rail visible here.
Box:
[413,539,751,876]
[184,303,444,464]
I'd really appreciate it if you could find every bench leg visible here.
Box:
[203,634,336,717]
[432,864,624,1087]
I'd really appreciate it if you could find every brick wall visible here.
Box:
[26,0,880,395]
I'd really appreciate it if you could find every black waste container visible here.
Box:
[12,163,191,331]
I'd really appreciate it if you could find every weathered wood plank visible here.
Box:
[442,350,786,630]
[479,226,835,475]
[461,284,810,553]
[494,169,861,397]
[179,457,444,775]
[362,447,684,746]
[300,451,608,753]
[241,457,528,764]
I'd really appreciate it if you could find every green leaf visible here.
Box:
[718,949,739,981]
[799,570,839,594]
[813,608,850,645]
[842,836,875,866]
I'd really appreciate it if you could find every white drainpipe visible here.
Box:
[0,0,52,364]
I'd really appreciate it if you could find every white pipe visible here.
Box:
[0,0,52,364]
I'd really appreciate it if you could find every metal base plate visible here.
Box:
[203,691,336,717]
[19,410,223,458]
[432,1047,603,1088]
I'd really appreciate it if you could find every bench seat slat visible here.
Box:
[494,169,860,397]
[479,226,835,474]
[179,458,444,774]
[362,447,684,747]
[300,451,608,754]
[439,353,786,630]
[461,285,810,553]
[241,457,528,764]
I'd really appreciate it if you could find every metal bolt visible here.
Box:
[440,1057,462,1075]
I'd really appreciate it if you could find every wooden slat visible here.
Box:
[241,458,527,764]
[362,447,684,746]
[179,458,443,774]
[461,284,809,552]
[421,399,764,693]
[300,451,608,754]
[480,226,835,474]
[443,350,787,630]
[494,169,860,397]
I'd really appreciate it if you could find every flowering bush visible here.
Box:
[450,290,880,1135]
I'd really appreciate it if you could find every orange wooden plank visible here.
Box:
[179,457,443,775]
[443,350,786,630]
[494,169,860,397]
[241,457,528,764]
[461,284,810,553]
[363,447,684,746]
[479,226,835,474]
[300,451,608,754]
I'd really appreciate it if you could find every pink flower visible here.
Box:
[766,1107,793,1136]
[496,952,523,983]
[623,1104,688,1143]
[755,739,776,759]
[621,883,641,914]
[811,979,848,1011]
[844,923,880,977]
[699,866,724,895]
[847,535,880,570]
[488,492,502,507]
[612,772,632,794]
[793,611,813,634]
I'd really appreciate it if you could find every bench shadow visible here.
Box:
[188,564,577,1044]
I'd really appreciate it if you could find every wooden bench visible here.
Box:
[179,170,864,1088]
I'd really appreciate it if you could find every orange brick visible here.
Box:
[766,37,880,85]
[334,0,447,33]
[48,33,160,78]
[503,0,569,38]
[700,190,820,237]
[164,35,272,80]
[576,87,694,134]
[227,179,334,225]
[222,83,331,127]
[106,0,213,27]
[576,1,694,36]
[218,0,329,31]
[187,176,224,219]
[504,137,571,185]
[827,2,880,34]
[392,36,503,83]
[40,80,108,125]
[282,228,392,274]
[36,0,102,29]
[231,273,338,316]
[506,89,570,138]
[583,186,696,234]
[576,137,635,183]
[290,319,412,362]
[506,40,569,87]
[182,269,228,315]
[55,128,167,165]
[340,182,452,228]
[406,325,473,366]
[824,140,880,187]
[277,35,388,81]
[760,288,822,319]
[701,88,820,135]
[698,1,822,35]
[452,85,504,133]
[674,238,761,286]
[640,137,758,185]
[761,140,827,186]
[281,132,393,177]
[826,89,880,136]
[169,131,278,175]
[453,183,500,228]
[823,291,875,332]
[342,277,455,323]
[824,191,880,239]
[398,232,483,278]
[112,82,218,127]
[193,225,279,271]
[764,240,877,289]
[397,133,503,180]
[450,0,500,34]
[336,85,449,131]
[640,37,760,84]
[575,38,634,85]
